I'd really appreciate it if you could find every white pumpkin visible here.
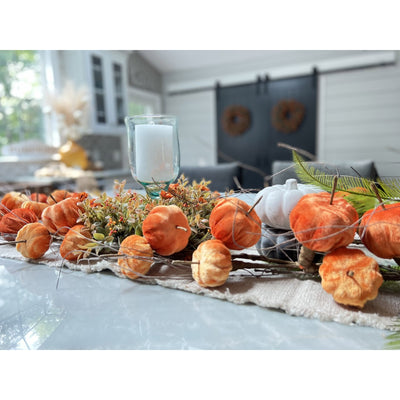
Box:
[254,178,323,229]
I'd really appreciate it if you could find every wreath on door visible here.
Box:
[271,99,305,134]
[221,105,251,136]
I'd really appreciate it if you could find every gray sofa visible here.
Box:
[179,162,242,192]
[271,160,379,186]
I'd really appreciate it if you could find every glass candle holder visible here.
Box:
[125,115,180,198]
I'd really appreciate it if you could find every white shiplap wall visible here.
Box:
[165,90,216,166]
[318,61,400,177]
[163,51,400,176]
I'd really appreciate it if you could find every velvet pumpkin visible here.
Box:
[142,205,191,256]
[0,208,38,234]
[1,191,29,210]
[256,224,300,260]
[59,224,92,261]
[319,247,383,308]
[0,203,7,221]
[21,200,49,219]
[41,197,84,235]
[358,203,400,259]
[289,192,359,253]
[30,193,48,203]
[117,234,154,279]
[209,197,261,250]
[15,222,51,259]
[254,178,322,229]
[191,239,232,287]
[46,189,74,205]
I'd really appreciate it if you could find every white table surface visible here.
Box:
[0,255,391,350]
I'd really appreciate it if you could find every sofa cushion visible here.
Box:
[179,162,242,192]
[271,160,379,186]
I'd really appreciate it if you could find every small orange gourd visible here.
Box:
[0,208,38,234]
[118,234,154,279]
[209,197,261,250]
[59,224,92,261]
[319,247,383,308]
[46,189,74,205]
[142,205,191,256]
[21,200,49,219]
[358,203,400,259]
[191,239,232,287]
[289,192,359,253]
[1,191,29,210]
[42,197,84,235]
[30,193,48,203]
[15,222,51,259]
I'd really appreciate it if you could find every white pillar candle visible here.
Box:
[135,124,174,182]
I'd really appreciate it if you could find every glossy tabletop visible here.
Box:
[0,256,390,350]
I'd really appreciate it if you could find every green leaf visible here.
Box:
[292,150,400,215]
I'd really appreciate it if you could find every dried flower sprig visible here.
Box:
[46,81,89,142]
[78,176,222,253]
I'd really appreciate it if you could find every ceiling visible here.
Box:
[138,50,292,74]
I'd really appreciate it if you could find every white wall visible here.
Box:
[163,50,400,177]
[318,60,400,177]
[165,90,216,166]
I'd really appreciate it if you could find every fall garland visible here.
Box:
[221,105,251,136]
[271,99,305,134]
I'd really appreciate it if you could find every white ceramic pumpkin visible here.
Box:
[254,178,323,229]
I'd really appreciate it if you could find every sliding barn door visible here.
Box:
[216,74,317,189]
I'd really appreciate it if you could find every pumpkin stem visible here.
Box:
[176,225,188,232]
[370,182,386,210]
[347,270,355,277]
[49,193,58,204]
[298,246,319,274]
[246,195,263,216]
[329,175,339,205]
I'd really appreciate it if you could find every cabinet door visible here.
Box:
[88,51,127,134]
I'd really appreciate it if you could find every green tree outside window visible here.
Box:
[0,50,43,154]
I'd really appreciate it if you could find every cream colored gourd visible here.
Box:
[254,178,322,230]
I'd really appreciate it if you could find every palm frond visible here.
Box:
[292,151,400,209]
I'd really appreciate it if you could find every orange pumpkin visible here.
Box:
[209,197,261,250]
[191,239,232,287]
[21,200,49,219]
[117,234,154,279]
[289,192,359,253]
[1,191,29,210]
[30,193,48,203]
[16,222,51,259]
[358,202,400,259]
[0,208,38,234]
[319,247,383,308]
[42,197,84,235]
[142,205,191,256]
[47,189,74,204]
[59,224,92,261]
[0,203,8,221]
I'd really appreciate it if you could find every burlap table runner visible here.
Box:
[1,241,399,331]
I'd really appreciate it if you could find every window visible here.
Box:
[113,63,125,125]
[91,55,106,124]
[0,50,44,154]
[127,87,161,116]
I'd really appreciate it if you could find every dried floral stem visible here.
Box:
[0,240,26,245]
[246,196,262,216]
